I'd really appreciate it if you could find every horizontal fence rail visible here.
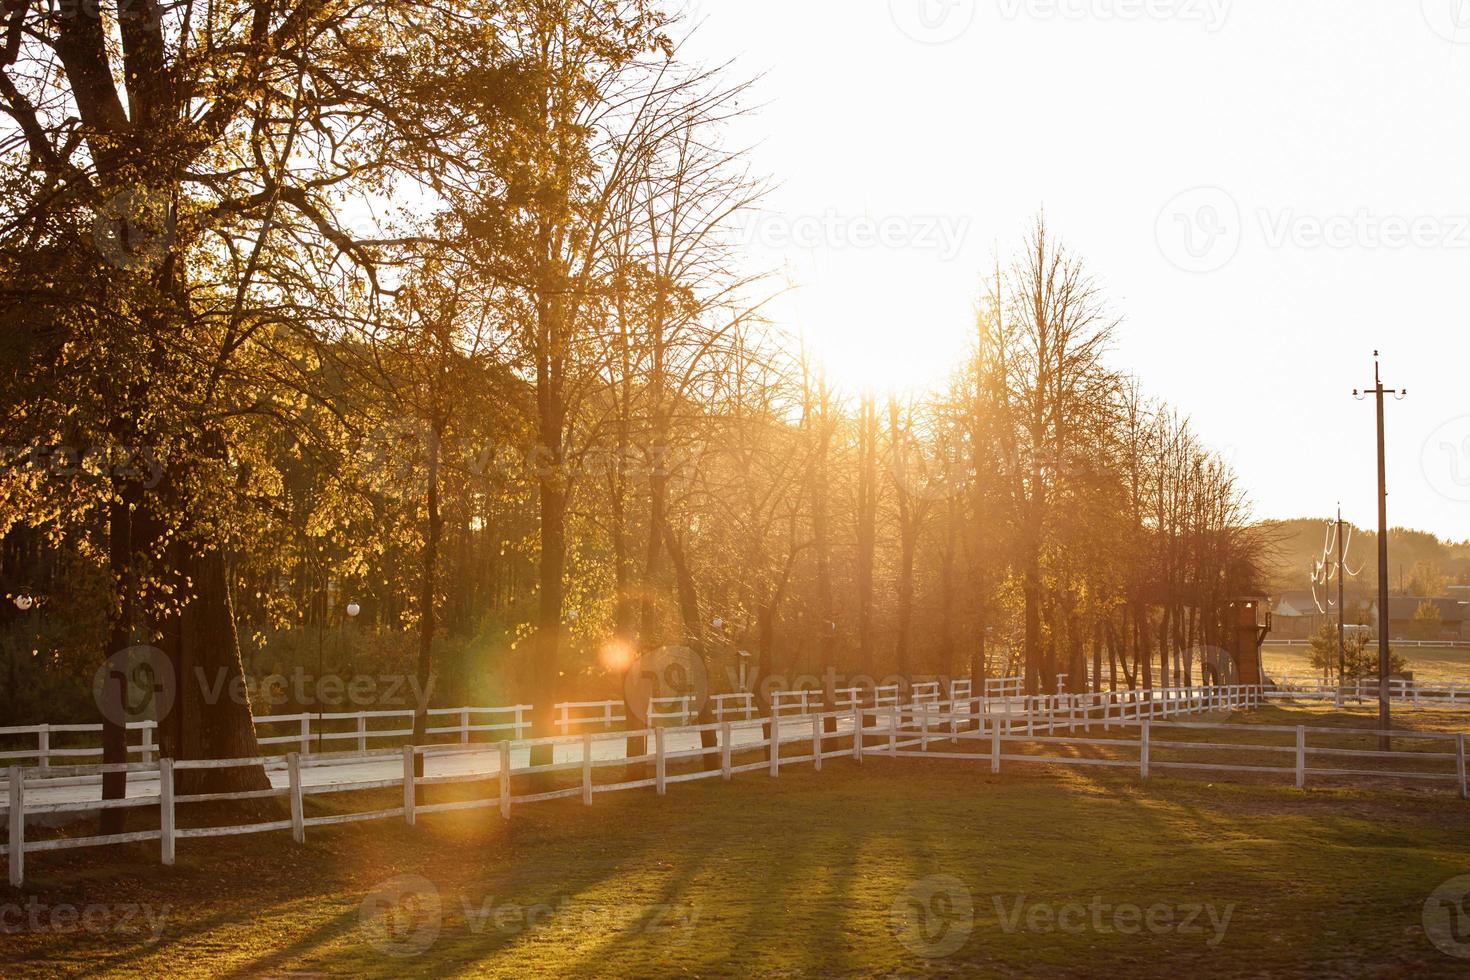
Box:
[1,685,1360,886]
[0,685,1264,787]
[10,684,1467,888]
[1267,676,1470,707]
[0,706,531,775]
[1267,638,1469,648]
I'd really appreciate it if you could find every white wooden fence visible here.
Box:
[13,683,1469,888]
[1267,675,1470,707]
[2,684,1283,886]
[890,708,1468,800]
[0,706,530,775]
[985,676,1024,697]
[1269,638,1468,648]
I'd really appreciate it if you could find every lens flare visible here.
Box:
[598,638,635,673]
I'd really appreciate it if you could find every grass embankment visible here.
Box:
[3,705,1470,977]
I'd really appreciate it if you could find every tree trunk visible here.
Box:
[1023,558,1042,695]
[98,484,135,834]
[856,397,877,676]
[164,539,271,795]
[412,430,441,778]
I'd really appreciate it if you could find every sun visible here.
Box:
[776,270,971,398]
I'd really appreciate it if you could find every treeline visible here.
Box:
[0,1,1265,796]
[1266,519,1470,596]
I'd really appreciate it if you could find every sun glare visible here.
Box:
[780,274,971,398]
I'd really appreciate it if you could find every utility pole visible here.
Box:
[1354,352,1406,750]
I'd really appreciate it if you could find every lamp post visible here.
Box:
[10,593,37,697]
[329,600,360,751]
[13,592,40,657]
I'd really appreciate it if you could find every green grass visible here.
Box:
[5,703,1470,977]
[1264,643,1470,684]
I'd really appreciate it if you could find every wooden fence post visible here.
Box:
[402,745,416,825]
[889,705,899,755]
[990,718,1001,774]
[853,704,864,763]
[655,727,667,795]
[721,722,732,780]
[287,752,304,844]
[1457,733,1467,801]
[141,724,155,765]
[37,725,49,773]
[1140,719,1151,780]
[582,733,593,806]
[498,740,511,819]
[812,714,822,772]
[299,715,311,756]
[461,709,471,745]
[769,712,781,777]
[920,702,931,752]
[1295,726,1306,790]
[160,757,177,865]
[356,714,367,753]
[8,767,23,887]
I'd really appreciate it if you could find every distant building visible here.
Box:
[1269,591,1327,640]
[1369,596,1469,642]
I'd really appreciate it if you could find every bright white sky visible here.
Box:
[680,0,1470,542]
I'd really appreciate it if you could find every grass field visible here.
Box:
[1264,643,1470,685]
[4,704,1470,978]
